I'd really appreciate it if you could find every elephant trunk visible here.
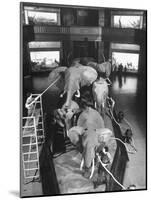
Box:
[83,143,95,170]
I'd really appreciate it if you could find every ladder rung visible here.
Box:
[23,152,37,155]
[24,175,39,179]
[24,168,39,171]
[22,134,36,137]
[36,129,43,131]
[23,126,35,128]
[22,143,37,147]
[24,159,38,163]
[38,122,43,124]
[38,141,44,144]
[23,117,35,119]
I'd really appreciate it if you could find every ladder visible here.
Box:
[22,94,45,181]
[22,116,40,181]
[30,94,45,144]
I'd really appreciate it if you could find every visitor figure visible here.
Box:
[118,63,123,88]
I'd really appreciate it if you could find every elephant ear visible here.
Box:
[67,126,84,145]
[96,128,112,144]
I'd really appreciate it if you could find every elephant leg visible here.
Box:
[80,158,84,171]
[89,158,95,179]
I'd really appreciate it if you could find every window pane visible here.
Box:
[24,7,60,25]
[114,15,143,29]
[27,11,57,25]
[112,52,139,72]
[111,43,140,51]
[30,51,60,69]
[29,41,61,49]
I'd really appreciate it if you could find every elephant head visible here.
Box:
[92,77,109,117]
[68,125,112,178]
[53,100,80,130]
[62,65,97,109]
[82,128,113,170]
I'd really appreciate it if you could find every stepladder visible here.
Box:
[22,94,45,182]
[25,94,45,144]
[22,116,40,182]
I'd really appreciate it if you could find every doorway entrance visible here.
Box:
[73,41,97,59]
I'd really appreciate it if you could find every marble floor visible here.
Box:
[110,74,146,189]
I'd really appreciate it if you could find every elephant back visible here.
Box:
[81,66,97,87]
[64,66,82,92]
[77,107,105,129]
[47,66,67,83]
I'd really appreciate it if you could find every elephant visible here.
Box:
[71,57,112,78]
[92,77,109,117]
[68,126,112,179]
[53,100,80,130]
[61,65,98,109]
[71,57,95,66]
[81,128,112,172]
[47,66,67,83]
[87,61,112,78]
[67,107,112,178]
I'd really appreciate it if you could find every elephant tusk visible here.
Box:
[75,90,80,98]
[94,101,97,109]
[80,158,84,171]
[66,130,69,137]
[89,158,95,179]
[60,90,66,98]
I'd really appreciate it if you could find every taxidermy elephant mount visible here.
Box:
[87,61,112,78]
[92,77,109,117]
[68,107,112,178]
[61,65,98,109]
